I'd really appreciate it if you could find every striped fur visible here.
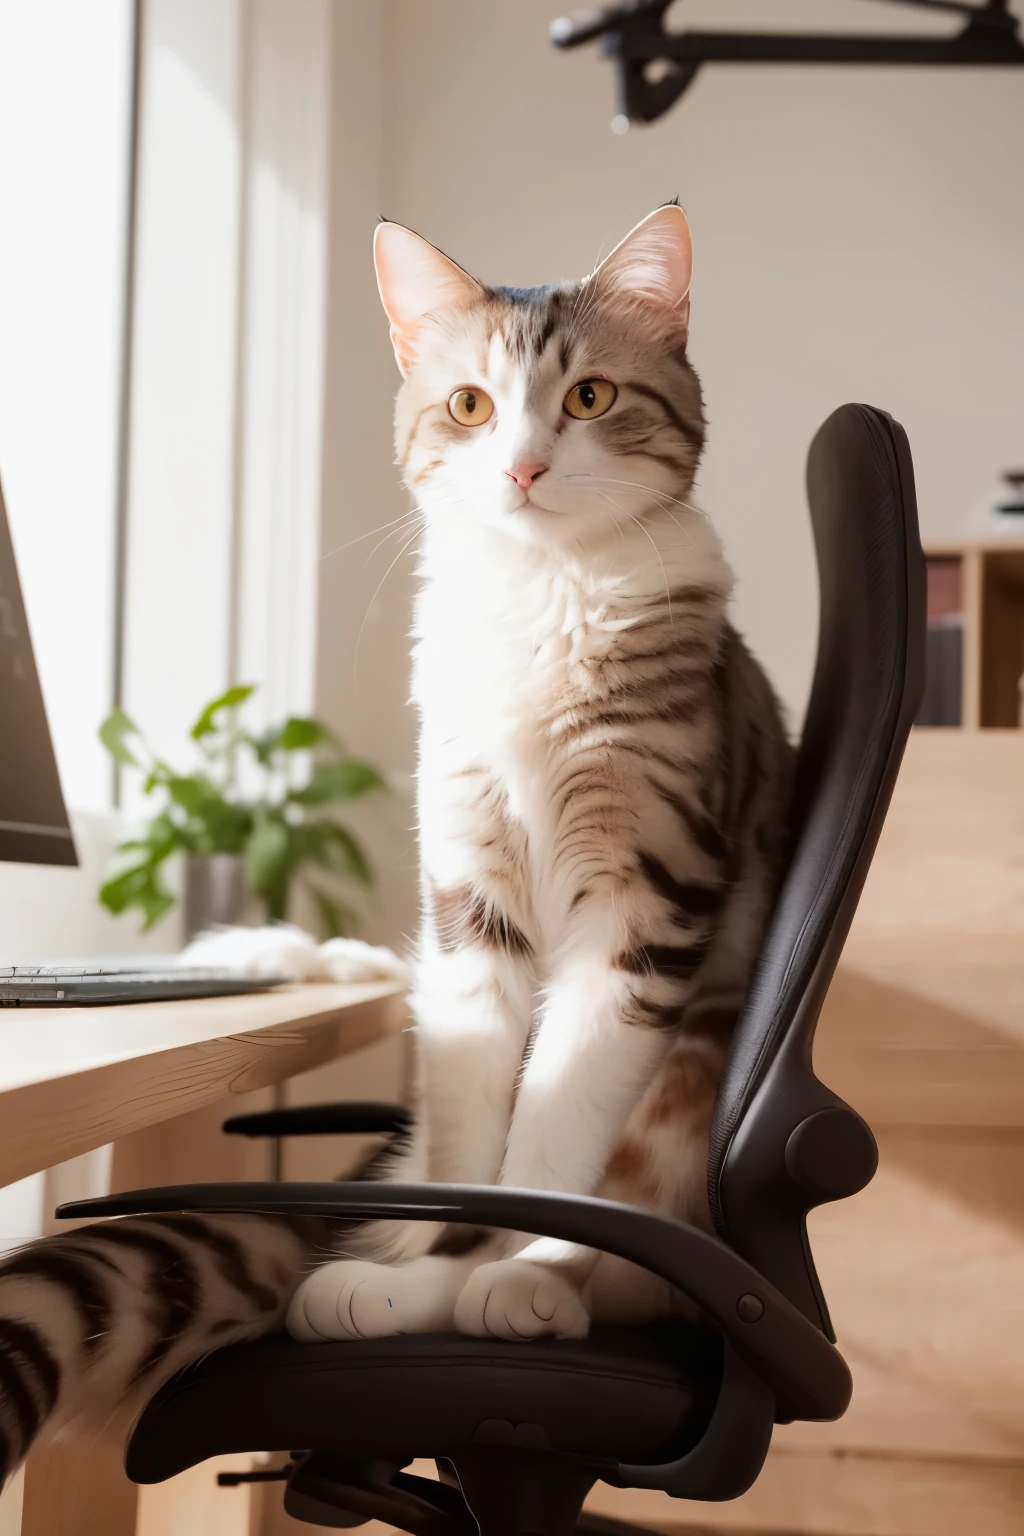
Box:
[0,208,793,1477]
[0,1215,321,1486]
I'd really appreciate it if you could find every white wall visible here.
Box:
[0,0,133,812]
[316,2,420,946]
[319,0,1024,737]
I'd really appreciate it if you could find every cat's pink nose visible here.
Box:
[505,462,547,491]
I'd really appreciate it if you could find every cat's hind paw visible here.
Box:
[454,1259,590,1341]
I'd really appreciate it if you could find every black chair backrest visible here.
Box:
[707,404,926,1333]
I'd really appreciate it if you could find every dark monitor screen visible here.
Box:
[0,473,77,866]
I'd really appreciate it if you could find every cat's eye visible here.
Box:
[563,378,617,420]
[447,387,494,427]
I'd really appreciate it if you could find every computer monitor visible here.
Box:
[0,471,77,866]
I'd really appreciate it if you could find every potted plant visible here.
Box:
[98,684,386,938]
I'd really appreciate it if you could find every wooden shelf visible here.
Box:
[921,539,1024,729]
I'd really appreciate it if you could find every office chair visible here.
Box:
[62,403,926,1534]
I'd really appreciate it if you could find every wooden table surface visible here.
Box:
[0,981,407,1188]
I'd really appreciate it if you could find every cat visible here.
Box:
[0,204,792,1485]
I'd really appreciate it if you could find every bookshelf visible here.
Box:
[921,538,1024,729]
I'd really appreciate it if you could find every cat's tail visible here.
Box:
[0,1212,319,1488]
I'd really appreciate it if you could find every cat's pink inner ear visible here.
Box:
[592,204,693,334]
[373,222,482,375]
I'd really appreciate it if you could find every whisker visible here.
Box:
[572,473,706,520]
[361,512,435,572]
[595,501,625,551]
[354,523,427,680]
[320,474,464,564]
[564,475,702,544]
[597,489,673,624]
[321,509,425,562]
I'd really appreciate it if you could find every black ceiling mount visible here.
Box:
[550,0,1024,125]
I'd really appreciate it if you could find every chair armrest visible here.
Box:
[223,1103,412,1138]
[57,1180,850,1424]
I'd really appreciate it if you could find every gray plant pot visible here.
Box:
[182,852,247,939]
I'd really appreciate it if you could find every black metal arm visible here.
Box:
[57,1179,850,1428]
[223,1102,412,1139]
[550,0,1024,124]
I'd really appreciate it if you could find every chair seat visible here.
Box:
[127,1323,722,1483]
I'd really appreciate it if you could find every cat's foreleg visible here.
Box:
[410,748,536,1187]
[413,930,536,1187]
[501,953,672,1197]
[456,883,705,1340]
[288,883,536,1341]
[452,952,670,1341]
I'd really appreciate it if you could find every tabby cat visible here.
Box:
[0,205,792,1485]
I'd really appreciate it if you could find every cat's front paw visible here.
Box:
[287,1260,402,1340]
[286,1256,463,1341]
[454,1259,590,1341]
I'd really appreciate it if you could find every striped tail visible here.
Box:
[0,1212,319,1488]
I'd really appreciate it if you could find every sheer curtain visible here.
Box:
[122,0,330,780]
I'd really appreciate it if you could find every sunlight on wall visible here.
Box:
[0,0,134,812]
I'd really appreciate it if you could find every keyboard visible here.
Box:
[0,965,285,1006]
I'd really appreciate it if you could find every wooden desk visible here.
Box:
[0,980,406,1536]
[0,981,406,1189]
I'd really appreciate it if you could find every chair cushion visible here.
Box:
[127,1323,722,1483]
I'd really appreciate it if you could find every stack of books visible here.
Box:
[916,559,962,727]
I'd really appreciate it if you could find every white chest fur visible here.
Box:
[410,510,731,908]
[414,553,609,800]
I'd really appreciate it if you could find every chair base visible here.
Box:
[452,1451,600,1536]
[274,1452,657,1536]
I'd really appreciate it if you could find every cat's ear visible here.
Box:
[374,221,483,376]
[591,204,692,338]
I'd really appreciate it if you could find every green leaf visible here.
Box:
[306,821,373,885]
[201,802,253,853]
[113,813,179,865]
[190,684,256,741]
[165,775,216,816]
[99,706,142,767]
[143,812,179,856]
[99,861,152,913]
[244,816,294,899]
[98,860,174,929]
[136,884,176,932]
[160,777,251,853]
[289,760,387,806]
[250,716,337,763]
[143,761,171,794]
[308,885,358,940]
[247,728,276,768]
[276,716,336,753]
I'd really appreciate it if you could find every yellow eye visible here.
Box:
[563,378,617,420]
[447,387,494,427]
